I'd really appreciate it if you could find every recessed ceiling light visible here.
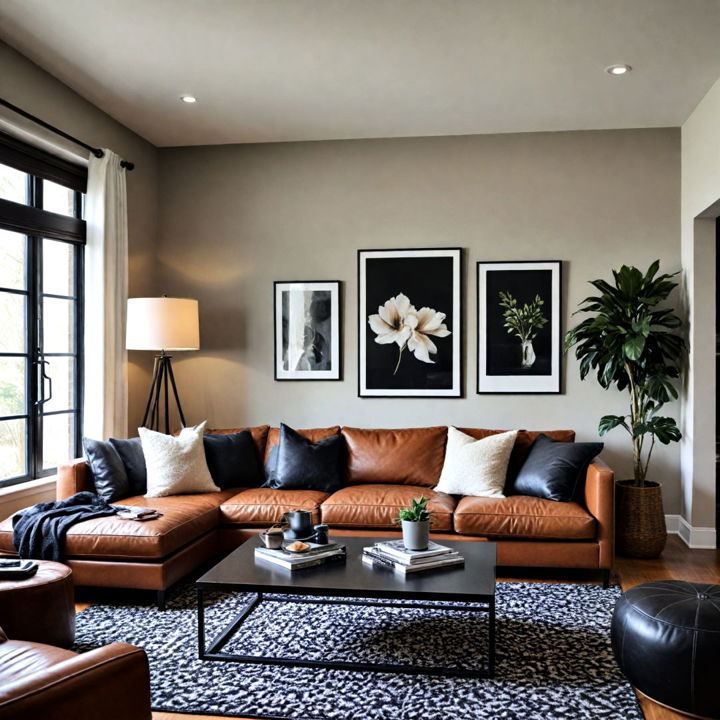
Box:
[605,64,632,76]
[180,95,197,103]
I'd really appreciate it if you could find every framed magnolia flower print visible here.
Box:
[477,260,562,394]
[274,281,341,381]
[358,248,462,397]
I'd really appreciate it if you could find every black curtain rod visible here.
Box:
[0,97,135,171]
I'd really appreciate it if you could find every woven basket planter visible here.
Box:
[615,479,667,558]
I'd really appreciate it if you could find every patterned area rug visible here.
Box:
[74,581,641,720]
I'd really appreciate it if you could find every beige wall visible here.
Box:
[680,75,720,542]
[0,40,159,440]
[157,128,683,512]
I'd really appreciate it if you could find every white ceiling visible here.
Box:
[1,0,720,147]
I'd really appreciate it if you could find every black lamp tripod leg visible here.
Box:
[163,358,170,434]
[165,360,187,428]
[151,360,166,432]
[141,356,162,430]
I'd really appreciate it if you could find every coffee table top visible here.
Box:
[197,536,495,602]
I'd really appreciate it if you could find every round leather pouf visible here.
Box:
[0,560,75,647]
[612,581,720,719]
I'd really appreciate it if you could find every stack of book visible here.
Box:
[115,505,163,522]
[254,542,346,571]
[362,539,464,575]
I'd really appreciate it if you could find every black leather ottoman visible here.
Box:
[611,581,720,719]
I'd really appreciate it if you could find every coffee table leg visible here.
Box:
[197,587,206,659]
[488,597,496,677]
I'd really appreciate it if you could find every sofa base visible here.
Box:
[66,531,218,591]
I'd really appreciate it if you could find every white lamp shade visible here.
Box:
[126,297,200,351]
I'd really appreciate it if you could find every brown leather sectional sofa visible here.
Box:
[0,425,614,598]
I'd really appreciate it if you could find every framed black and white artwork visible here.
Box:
[274,281,341,381]
[477,260,562,394]
[358,248,462,397]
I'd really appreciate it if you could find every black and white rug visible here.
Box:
[74,581,641,720]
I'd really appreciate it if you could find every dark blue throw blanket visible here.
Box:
[12,491,117,562]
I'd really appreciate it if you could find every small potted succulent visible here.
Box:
[394,496,432,550]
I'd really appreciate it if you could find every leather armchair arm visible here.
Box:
[56,459,93,500]
[584,459,614,569]
[0,642,151,720]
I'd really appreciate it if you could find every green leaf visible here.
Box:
[598,415,629,435]
[644,416,682,444]
[623,334,646,361]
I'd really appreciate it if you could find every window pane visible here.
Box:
[0,163,27,204]
[43,179,74,217]
[43,297,74,353]
[42,356,74,413]
[0,418,26,480]
[0,357,26,416]
[0,230,26,290]
[43,239,74,296]
[0,292,26,352]
[42,412,74,470]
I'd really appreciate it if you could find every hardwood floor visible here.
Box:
[75,534,719,720]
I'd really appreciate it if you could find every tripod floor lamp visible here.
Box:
[126,297,200,434]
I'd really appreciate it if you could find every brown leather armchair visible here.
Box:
[0,625,152,720]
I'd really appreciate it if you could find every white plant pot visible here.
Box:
[401,519,430,550]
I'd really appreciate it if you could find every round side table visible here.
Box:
[0,560,75,648]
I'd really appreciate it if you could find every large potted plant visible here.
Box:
[564,260,686,558]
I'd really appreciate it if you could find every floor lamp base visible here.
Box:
[141,353,187,434]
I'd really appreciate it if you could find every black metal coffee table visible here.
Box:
[196,536,496,678]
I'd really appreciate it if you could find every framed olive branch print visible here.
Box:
[477,260,562,394]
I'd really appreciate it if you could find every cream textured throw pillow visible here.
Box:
[140,421,220,498]
[435,427,518,497]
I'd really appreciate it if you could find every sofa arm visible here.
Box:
[584,459,614,569]
[57,459,93,500]
[0,642,151,720]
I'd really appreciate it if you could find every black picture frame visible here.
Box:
[274,280,341,381]
[358,248,462,398]
[477,260,562,394]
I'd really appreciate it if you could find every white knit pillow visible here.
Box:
[435,427,518,497]
[140,421,219,498]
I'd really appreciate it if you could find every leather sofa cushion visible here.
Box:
[0,490,238,560]
[321,484,456,531]
[0,640,76,684]
[453,494,596,540]
[341,427,447,487]
[458,428,575,485]
[206,425,270,460]
[263,426,341,464]
[220,488,329,526]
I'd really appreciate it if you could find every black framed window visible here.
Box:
[0,132,86,488]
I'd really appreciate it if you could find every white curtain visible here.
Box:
[84,151,129,439]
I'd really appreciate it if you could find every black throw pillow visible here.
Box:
[203,430,264,490]
[82,438,129,502]
[511,434,604,502]
[263,423,344,493]
[109,437,147,496]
